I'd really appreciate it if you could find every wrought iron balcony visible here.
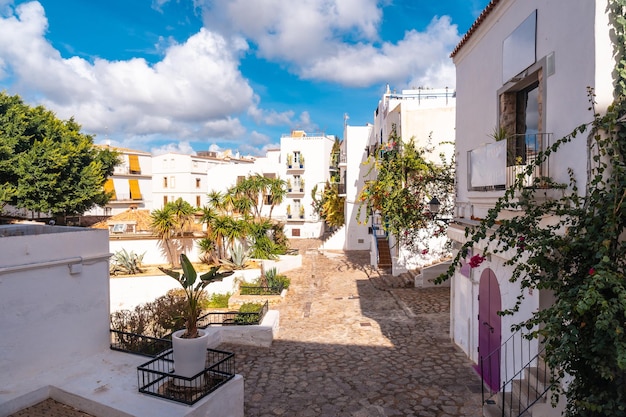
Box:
[468,133,552,191]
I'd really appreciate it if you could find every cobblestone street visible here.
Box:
[220,240,483,417]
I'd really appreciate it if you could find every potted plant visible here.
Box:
[287,178,292,192]
[299,154,305,168]
[286,204,292,219]
[159,254,233,378]
[286,153,293,168]
[299,178,305,192]
[299,205,305,219]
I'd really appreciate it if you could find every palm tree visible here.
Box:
[211,215,232,259]
[150,206,176,266]
[170,198,195,236]
[207,190,224,211]
[267,177,287,219]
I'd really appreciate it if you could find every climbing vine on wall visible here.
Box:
[439,2,626,416]
[356,126,455,253]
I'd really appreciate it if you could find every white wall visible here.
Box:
[0,225,111,382]
[343,125,373,250]
[453,0,612,218]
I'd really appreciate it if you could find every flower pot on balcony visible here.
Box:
[172,329,209,378]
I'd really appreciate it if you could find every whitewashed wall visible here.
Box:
[0,225,111,382]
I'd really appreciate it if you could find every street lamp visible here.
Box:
[428,196,449,224]
[428,196,441,215]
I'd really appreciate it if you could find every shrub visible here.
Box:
[265,267,290,290]
[234,302,263,324]
[204,292,231,309]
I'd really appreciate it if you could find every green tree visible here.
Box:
[150,206,177,266]
[357,127,455,250]
[0,92,118,219]
[266,177,287,219]
[312,181,345,228]
[150,198,196,266]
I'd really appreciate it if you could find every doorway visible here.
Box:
[478,268,502,391]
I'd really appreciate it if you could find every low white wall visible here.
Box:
[109,237,202,265]
[110,255,302,313]
[0,225,111,383]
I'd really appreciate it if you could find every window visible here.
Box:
[500,78,540,166]
[163,177,168,188]
[111,223,127,233]
[104,179,116,200]
[163,196,168,205]
[195,178,201,189]
[292,228,301,237]
[294,151,301,165]
[196,195,201,207]
[128,179,142,200]
[128,154,141,174]
[169,176,176,189]
[264,194,273,205]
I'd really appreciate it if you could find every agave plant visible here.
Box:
[220,244,250,270]
[159,254,233,338]
[109,249,145,275]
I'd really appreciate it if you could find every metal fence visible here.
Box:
[110,300,269,357]
[137,348,235,405]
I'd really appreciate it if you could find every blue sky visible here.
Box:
[0,0,489,156]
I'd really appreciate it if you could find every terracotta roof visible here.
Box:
[91,209,153,232]
[450,0,502,58]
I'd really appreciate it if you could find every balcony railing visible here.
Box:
[468,133,552,191]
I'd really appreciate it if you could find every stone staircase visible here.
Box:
[483,356,559,417]
[376,236,392,271]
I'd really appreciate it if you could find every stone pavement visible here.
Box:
[220,240,484,417]
[10,239,483,417]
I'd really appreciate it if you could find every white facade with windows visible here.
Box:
[448,0,613,407]
[85,146,153,216]
[152,152,254,209]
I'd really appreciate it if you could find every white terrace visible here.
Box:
[0,223,293,417]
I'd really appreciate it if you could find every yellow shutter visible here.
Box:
[128,154,141,174]
[129,179,142,200]
[104,179,116,200]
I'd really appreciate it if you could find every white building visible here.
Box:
[281,130,336,238]
[152,151,254,209]
[206,131,336,239]
[448,0,614,414]
[86,145,153,216]
[324,88,456,270]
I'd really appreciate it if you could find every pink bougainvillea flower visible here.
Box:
[469,254,486,268]
[589,268,595,276]
[421,249,429,255]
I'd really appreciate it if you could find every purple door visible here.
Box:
[478,269,501,391]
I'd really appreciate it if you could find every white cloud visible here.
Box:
[198,0,382,61]
[196,1,460,88]
[0,2,255,141]
[151,141,197,156]
[299,16,460,88]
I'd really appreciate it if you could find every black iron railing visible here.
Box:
[137,348,235,405]
[197,300,269,326]
[111,300,269,356]
[481,328,553,417]
[239,283,284,295]
[110,330,172,357]
[468,133,552,191]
